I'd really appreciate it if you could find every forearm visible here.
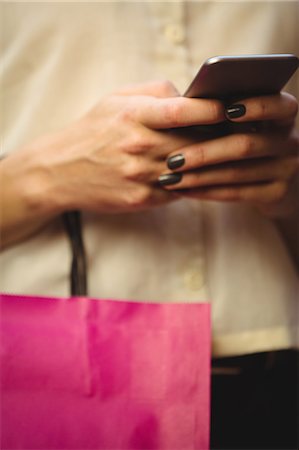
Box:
[275,212,298,271]
[0,119,94,250]
[0,149,62,250]
[274,181,299,271]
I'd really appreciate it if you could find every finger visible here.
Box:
[142,186,179,207]
[133,96,226,129]
[159,156,298,190]
[225,92,298,123]
[120,184,179,211]
[120,122,199,161]
[114,80,180,98]
[165,129,298,172]
[122,157,171,183]
[153,129,200,159]
[175,180,289,205]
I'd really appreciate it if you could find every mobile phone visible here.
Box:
[184,54,298,101]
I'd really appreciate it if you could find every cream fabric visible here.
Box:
[1,1,298,357]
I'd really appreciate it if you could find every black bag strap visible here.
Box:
[63,211,88,296]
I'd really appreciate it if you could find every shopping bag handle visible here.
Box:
[63,211,88,296]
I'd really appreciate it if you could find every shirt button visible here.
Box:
[164,23,186,45]
[183,268,204,292]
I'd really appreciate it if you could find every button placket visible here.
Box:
[176,200,209,298]
[183,263,205,292]
[164,23,186,45]
[148,2,190,92]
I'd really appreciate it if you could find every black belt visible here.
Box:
[212,350,298,375]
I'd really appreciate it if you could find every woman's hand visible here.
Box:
[159,92,299,218]
[1,81,226,248]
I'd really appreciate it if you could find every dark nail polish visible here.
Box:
[226,104,246,119]
[158,173,182,186]
[167,154,185,170]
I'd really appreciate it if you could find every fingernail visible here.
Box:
[167,154,185,170]
[158,173,182,186]
[226,104,246,119]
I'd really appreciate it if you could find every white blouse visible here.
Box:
[1,1,298,357]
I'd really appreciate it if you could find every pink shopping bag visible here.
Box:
[0,294,211,449]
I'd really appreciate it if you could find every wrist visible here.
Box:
[256,176,299,220]
[5,151,64,218]
[16,127,83,216]
[0,148,65,248]
[253,183,298,269]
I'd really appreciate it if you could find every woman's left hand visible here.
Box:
[159,92,299,218]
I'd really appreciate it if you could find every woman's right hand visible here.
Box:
[0,81,225,247]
